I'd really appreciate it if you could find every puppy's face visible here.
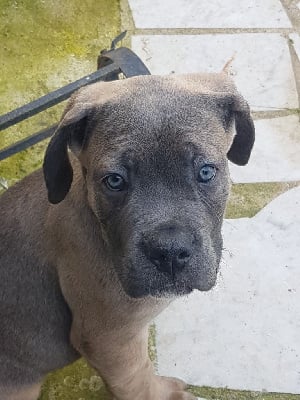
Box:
[44,75,255,298]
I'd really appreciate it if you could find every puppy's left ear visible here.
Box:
[227,94,255,166]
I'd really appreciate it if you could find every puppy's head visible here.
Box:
[43,74,254,298]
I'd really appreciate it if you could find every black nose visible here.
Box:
[141,224,193,278]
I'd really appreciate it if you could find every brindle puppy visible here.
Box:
[0,73,254,400]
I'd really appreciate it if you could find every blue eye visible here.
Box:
[103,174,126,191]
[198,164,216,183]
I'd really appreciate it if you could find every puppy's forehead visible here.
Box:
[82,73,235,114]
[85,74,234,157]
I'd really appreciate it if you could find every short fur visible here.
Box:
[0,73,254,400]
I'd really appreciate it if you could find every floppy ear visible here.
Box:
[43,99,93,204]
[227,94,255,166]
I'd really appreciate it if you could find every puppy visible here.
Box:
[0,73,254,400]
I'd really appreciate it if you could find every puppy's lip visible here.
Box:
[193,276,218,292]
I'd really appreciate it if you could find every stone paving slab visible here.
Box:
[129,0,292,29]
[155,187,300,393]
[132,34,298,110]
[229,116,300,183]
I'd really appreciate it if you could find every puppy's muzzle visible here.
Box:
[140,223,194,278]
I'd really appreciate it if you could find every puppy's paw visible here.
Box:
[109,375,196,400]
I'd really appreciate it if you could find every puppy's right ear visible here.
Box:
[43,97,93,204]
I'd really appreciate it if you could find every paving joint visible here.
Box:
[252,109,299,119]
[120,0,135,47]
[287,38,300,106]
[281,0,300,31]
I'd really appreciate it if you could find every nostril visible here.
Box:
[177,250,190,261]
[151,251,169,267]
[152,259,160,268]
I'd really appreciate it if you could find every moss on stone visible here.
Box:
[226,182,300,219]
[148,323,158,369]
[0,0,120,186]
[188,385,299,400]
[39,359,111,400]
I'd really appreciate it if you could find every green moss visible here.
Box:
[188,385,299,400]
[226,182,300,219]
[148,323,158,369]
[0,0,120,186]
[39,359,111,400]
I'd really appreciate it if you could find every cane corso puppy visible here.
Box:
[0,73,254,400]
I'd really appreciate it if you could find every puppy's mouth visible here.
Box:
[120,260,219,299]
[149,279,216,298]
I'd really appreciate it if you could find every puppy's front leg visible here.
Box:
[0,383,42,400]
[73,326,196,400]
